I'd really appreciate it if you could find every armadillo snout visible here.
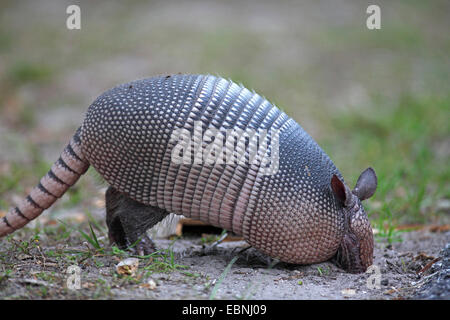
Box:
[329,205,373,273]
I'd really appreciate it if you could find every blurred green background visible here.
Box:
[0,0,448,240]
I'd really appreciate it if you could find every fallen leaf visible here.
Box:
[45,219,58,226]
[414,252,436,262]
[116,258,139,276]
[395,224,450,232]
[384,287,399,295]
[395,224,423,231]
[429,225,450,233]
[417,257,441,275]
[17,254,32,260]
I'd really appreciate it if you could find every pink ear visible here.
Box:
[331,175,346,203]
[331,175,352,206]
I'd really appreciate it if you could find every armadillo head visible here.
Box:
[330,168,377,273]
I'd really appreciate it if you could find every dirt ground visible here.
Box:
[0,220,448,300]
[0,0,448,301]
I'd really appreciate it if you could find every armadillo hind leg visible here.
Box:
[105,186,169,255]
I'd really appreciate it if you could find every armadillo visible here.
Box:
[0,74,377,273]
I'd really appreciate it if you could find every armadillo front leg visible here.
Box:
[105,186,169,255]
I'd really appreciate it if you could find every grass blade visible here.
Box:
[209,256,238,300]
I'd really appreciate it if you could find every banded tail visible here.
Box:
[0,128,90,237]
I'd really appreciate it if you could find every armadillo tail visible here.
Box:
[0,128,90,237]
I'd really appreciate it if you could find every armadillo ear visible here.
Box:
[331,175,352,207]
[353,167,377,201]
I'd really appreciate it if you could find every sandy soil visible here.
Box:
[0,0,448,301]
[129,230,449,299]
[0,226,448,300]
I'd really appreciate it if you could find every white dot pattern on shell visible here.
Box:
[81,74,345,264]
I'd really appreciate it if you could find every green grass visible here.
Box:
[59,219,104,252]
[310,23,424,52]
[209,256,238,300]
[0,159,49,199]
[7,61,53,85]
[321,94,450,240]
[0,30,11,52]
[142,241,189,275]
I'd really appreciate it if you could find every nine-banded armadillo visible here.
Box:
[0,74,377,273]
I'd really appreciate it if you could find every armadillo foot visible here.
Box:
[105,186,169,255]
[130,234,157,256]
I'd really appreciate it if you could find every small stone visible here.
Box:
[139,278,157,290]
[341,288,356,296]
[381,279,389,286]
[147,279,157,290]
